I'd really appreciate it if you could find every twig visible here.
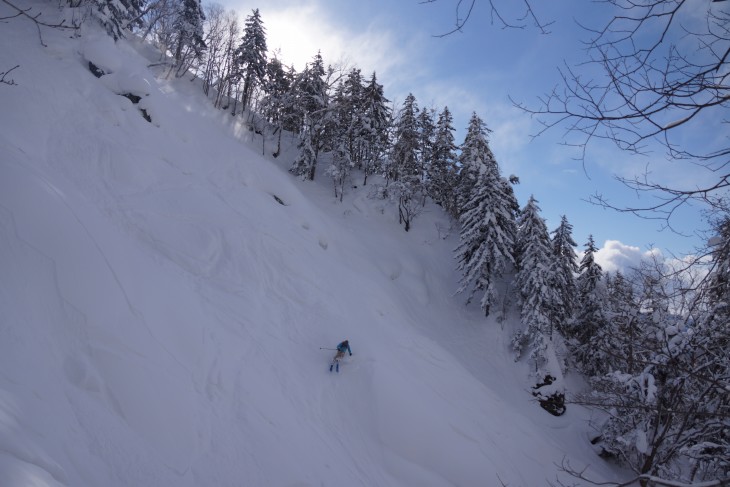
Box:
[0,65,19,86]
[0,0,78,47]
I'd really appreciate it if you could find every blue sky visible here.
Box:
[220,0,716,261]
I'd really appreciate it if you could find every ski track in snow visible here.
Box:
[0,5,623,486]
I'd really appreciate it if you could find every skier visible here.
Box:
[329,340,352,373]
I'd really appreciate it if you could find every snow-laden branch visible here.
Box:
[558,456,730,487]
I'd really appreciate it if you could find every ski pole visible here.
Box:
[319,347,337,350]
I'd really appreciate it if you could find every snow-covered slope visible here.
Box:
[0,5,620,486]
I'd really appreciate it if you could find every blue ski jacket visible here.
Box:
[336,341,352,355]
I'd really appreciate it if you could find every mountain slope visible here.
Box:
[0,5,620,486]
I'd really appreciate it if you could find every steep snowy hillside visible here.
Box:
[0,4,621,486]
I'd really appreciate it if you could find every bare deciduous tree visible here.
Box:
[512,1,730,225]
[429,1,729,227]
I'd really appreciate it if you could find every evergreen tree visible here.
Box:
[600,270,644,374]
[428,106,458,218]
[171,0,206,75]
[290,52,329,180]
[417,107,436,190]
[325,78,355,200]
[576,235,603,318]
[279,64,301,133]
[290,116,315,179]
[236,9,267,111]
[264,58,290,105]
[339,68,365,170]
[568,235,607,376]
[499,176,521,253]
[83,0,145,40]
[456,113,496,216]
[261,55,292,157]
[513,197,561,368]
[515,196,557,338]
[298,52,328,125]
[328,67,368,195]
[456,112,519,240]
[389,93,423,231]
[360,72,391,185]
[388,94,419,182]
[454,162,516,316]
[550,215,578,331]
[513,196,566,415]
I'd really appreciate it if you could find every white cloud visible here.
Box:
[594,239,662,274]
[485,104,536,174]
[414,81,485,116]
[263,3,410,83]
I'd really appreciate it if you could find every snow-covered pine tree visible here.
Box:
[261,55,292,157]
[324,79,353,200]
[330,78,347,132]
[81,0,145,40]
[599,261,671,377]
[360,72,391,186]
[261,56,289,122]
[171,0,206,76]
[598,270,644,375]
[279,64,301,133]
[454,160,516,317]
[338,68,365,171]
[498,176,520,254]
[427,106,458,217]
[456,111,519,246]
[456,113,496,218]
[235,8,267,112]
[388,94,418,182]
[514,196,559,351]
[389,93,423,231]
[290,115,316,180]
[300,51,328,124]
[549,215,578,332]
[417,107,436,194]
[567,235,607,376]
[513,196,566,414]
[289,52,329,180]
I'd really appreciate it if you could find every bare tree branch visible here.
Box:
[0,64,19,86]
[558,456,730,486]
[422,0,553,37]
[513,0,730,225]
[0,0,78,47]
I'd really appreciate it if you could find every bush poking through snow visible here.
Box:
[532,375,566,416]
